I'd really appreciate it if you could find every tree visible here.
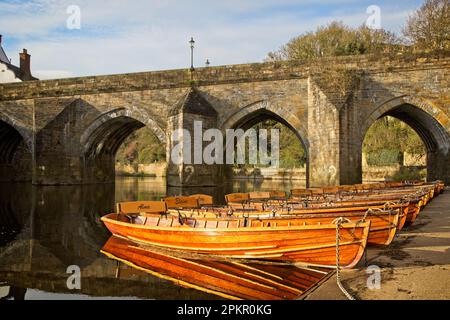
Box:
[116,128,166,167]
[403,0,450,51]
[235,120,306,169]
[267,21,399,61]
[363,117,426,166]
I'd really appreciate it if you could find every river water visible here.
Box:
[0,177,325,300]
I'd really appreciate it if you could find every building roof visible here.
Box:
[0,42,38,81]
[0,60,37,81]
[0,44,10,64]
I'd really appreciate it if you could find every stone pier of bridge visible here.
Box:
[0,53,449,186]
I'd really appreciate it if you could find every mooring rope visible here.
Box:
[333,217,356,300]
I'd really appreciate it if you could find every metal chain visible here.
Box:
[334,217,356,301]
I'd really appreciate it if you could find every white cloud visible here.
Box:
[34,69,74,80]
[0,0,420,79]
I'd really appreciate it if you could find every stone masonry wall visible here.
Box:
[0,52,448,185]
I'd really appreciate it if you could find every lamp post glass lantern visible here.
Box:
[189,37,195,72]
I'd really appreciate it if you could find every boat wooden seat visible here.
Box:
[386,181,404,188]
[116,201,168,216]
[249,191,271,201]
[374,183,386,189]
[270,191,287,199]
[225,193,250,208]
[291,189,311,198]
[189,194,214,206]
[322,186,339,194]
[338,185,355,193]
[226,193,250,203]
[354,184,366,192]
[164,196,200,209]
[362,184,372,190]
[310,188,324,196]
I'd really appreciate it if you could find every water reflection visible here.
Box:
[101,236,329,300]
[0,177,312,300]
[115,176,306,205]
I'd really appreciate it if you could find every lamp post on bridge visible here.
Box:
[189,37,195,81]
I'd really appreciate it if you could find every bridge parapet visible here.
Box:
[1,52,448,101]
[0,52,448,186]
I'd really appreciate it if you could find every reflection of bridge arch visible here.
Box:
[360,96,450,182]
[220,101,310,187]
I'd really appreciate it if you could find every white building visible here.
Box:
[0,35,37,83]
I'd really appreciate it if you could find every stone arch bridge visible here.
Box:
[0,53,449,187]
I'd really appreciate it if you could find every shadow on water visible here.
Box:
[115,176,306,205]
[0,177,316,300]
[101,236,330,300]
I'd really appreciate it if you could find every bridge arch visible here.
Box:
[0,113,33,182]
[220,101,310,187]
[81,108,167,182]
[81,107,166,153]
[359,96,450,183]
[0,112,32,150]
[220,101,309,148]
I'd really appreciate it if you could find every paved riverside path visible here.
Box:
[305,188,450,300]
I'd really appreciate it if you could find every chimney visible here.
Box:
[19,48,33,81]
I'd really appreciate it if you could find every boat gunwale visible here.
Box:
[101,213,371,233]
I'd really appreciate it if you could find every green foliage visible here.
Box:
[276,122,306,168]
[403,0,450,51]
[363,117,426,166]
[234,120,306,169]
[392,166,427,181]
[367,149,401,166]
[116,128,166,166]
[267,21,401,61]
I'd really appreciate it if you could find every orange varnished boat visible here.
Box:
[173,204,402,246]
[293,200,409,232]
[101,202,371,268]
[162,193,408,244]
[290,200,409,231]
[405,198,424,226]
[291,183,434,204]
[101,236,332,300]
[247,210,399,246]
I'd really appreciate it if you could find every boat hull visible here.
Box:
[405,200,423,225]
[101,214,370,269]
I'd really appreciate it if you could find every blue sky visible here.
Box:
[0,0,423,79]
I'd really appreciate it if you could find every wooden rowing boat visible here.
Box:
[171,205,402,246]
[249,210,399,246]
[289,199,409,231]
[100,236,331,300]
[290,200,409,231]
[291,184,434,202]
[405,199,423,226]
[101,203,370,268]
[162,194,408,238]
